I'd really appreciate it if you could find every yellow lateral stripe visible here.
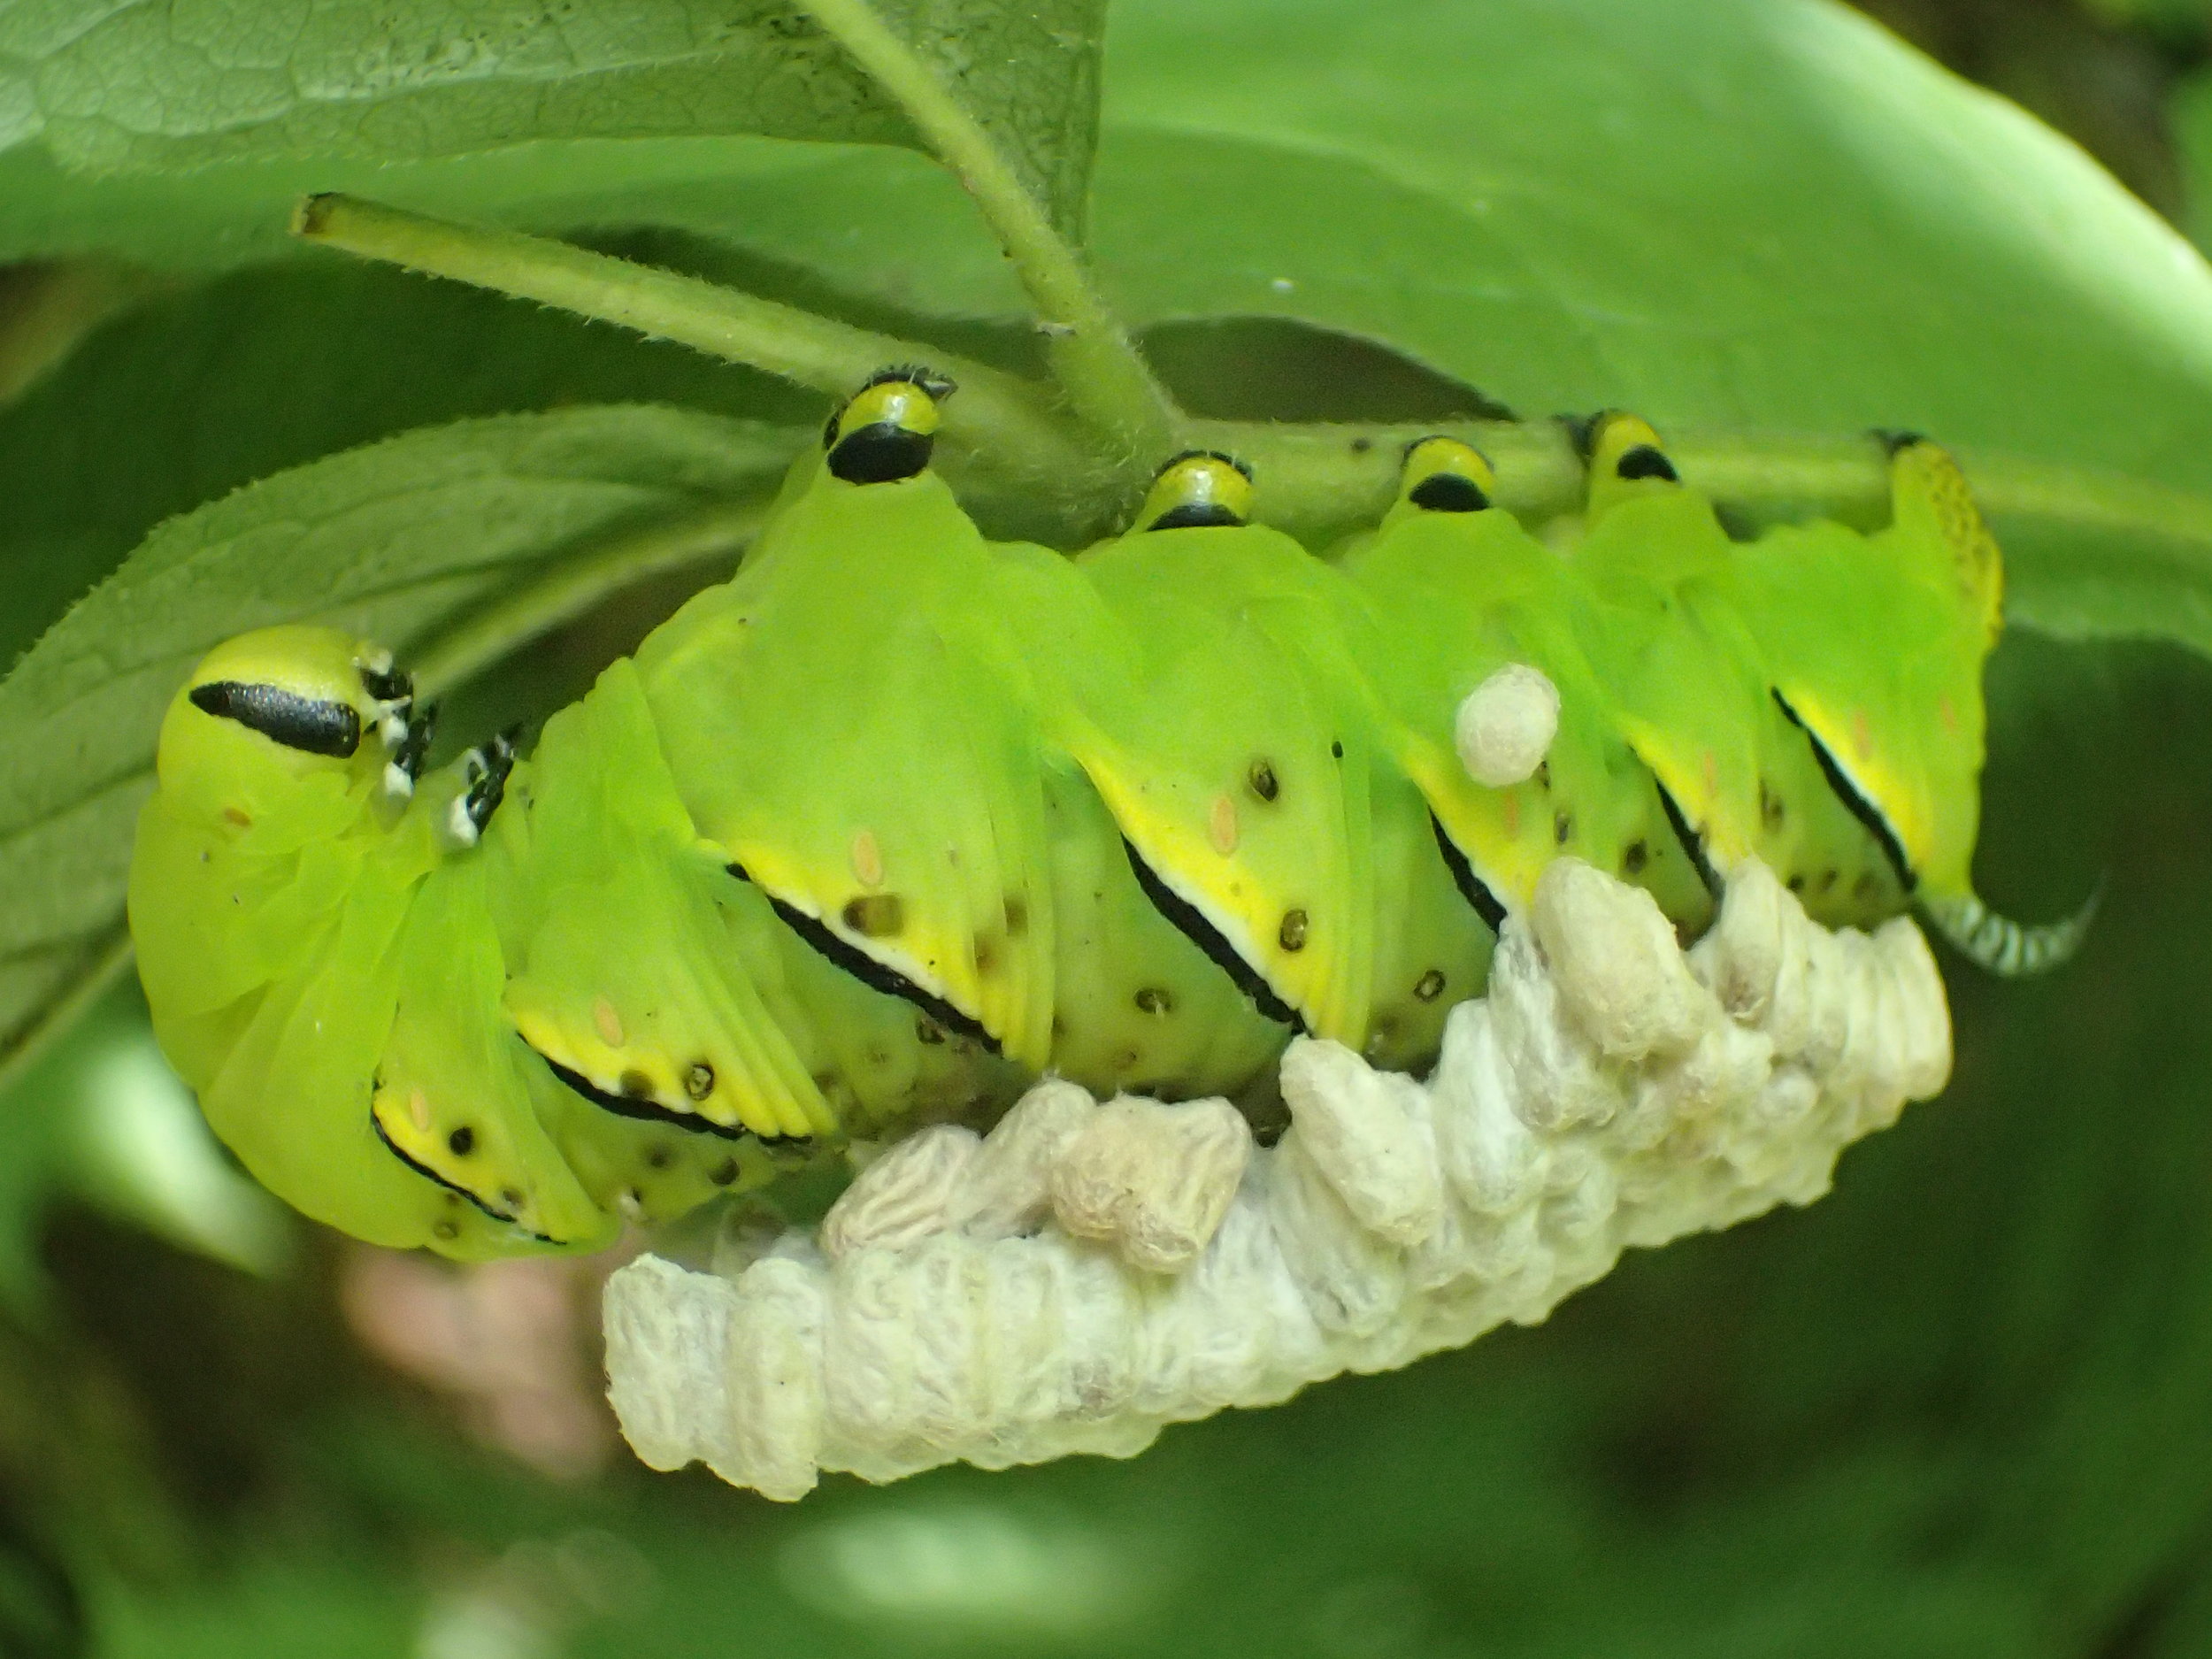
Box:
[729,840,1001,1043]
[1773,686,1937,878]
[1079,757,1364,1044]
[1396,737,1548,914]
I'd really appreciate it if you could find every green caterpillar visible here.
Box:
[127,373,2082,1259]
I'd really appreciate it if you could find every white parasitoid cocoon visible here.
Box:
[603,858,1951,1500]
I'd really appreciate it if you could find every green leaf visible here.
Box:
[0,405,803,1079]
[2176,64,2212,254]
[0,0,1103,239]
[1085,0,2212,651]
[0,256,838,678]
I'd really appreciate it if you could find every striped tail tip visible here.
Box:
[1917,881,2101,978]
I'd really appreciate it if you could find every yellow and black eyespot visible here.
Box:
[1398,436,1495,513]
[1136,450,1256,532]
[824,367,956,485]
[1580,410,1678,487]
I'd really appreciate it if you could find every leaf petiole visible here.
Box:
[794,0,1181,463]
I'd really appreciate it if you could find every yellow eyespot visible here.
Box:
[829,371,951,447]
[1398,437,1495,513]
[824,370,955,485]
[1136,450,1256,532]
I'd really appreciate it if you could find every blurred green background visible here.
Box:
[4,0,2212,1654]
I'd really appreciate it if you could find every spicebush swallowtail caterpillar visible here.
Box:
[127,372,2086,1258]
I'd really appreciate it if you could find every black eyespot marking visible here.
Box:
[1655,780,1722,899]
[685,1063,715,1102]
[710,1157,740,1187]
[1279,909,1309,951]
[1533,760,1551,791]
[1854,871,1881,902]
[1350,436,1373,455]
[841,894,906,937]
[1409,472,1490,512]
[447,1125,475,1156]
[645,1145,674,1171]
[619,1070,655,1100]
[190,681,361,758]
[1554,811,1573,846]
[1123,840,1306,1032]
[1624,839,1649,875]
[536,1051,797,1145]
[730,864,1001,1055]
[1787,873,1807,894]
[1148,502,1245,532]
[1134,986,1173,1016]
[1431,814,1507,933]
[1331,741,1344,760]
[916,1016,947,1045]
[1616,445,1679,483]
[1771,690,1916,892]
[1145,451,1252,532]
[1003,895,1029,936]
[1414,969,1447,1002]
[1248,760,1279,803]
[827,422,933,485]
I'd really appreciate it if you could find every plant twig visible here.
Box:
[291,195,1098,496]
[794,0,1180,463]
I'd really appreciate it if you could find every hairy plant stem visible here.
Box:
[290,196,1106,511]
[794,0,1181,463]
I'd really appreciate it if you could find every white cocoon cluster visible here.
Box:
[603,858,1951,1501]
[1455,663,1560,787]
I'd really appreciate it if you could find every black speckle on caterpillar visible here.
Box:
[125,374,2086,1259]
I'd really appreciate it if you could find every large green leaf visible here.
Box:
[0,256,841,676]
[0,0,1103,240]
[1088,0,2212,649]
[0,407,803,1073]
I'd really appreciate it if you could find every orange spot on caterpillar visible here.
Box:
[593,997,625,1048]
[1209,794,1240,855]
[850,829,884,888]
[408,1087,431,1133]
[1854,710,1873,760]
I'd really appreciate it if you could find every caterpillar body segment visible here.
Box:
[129,376,2059,1260]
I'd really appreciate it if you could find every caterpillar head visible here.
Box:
[157,626,419,836]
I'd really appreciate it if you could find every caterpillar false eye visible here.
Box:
[127,375,2081,1261]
